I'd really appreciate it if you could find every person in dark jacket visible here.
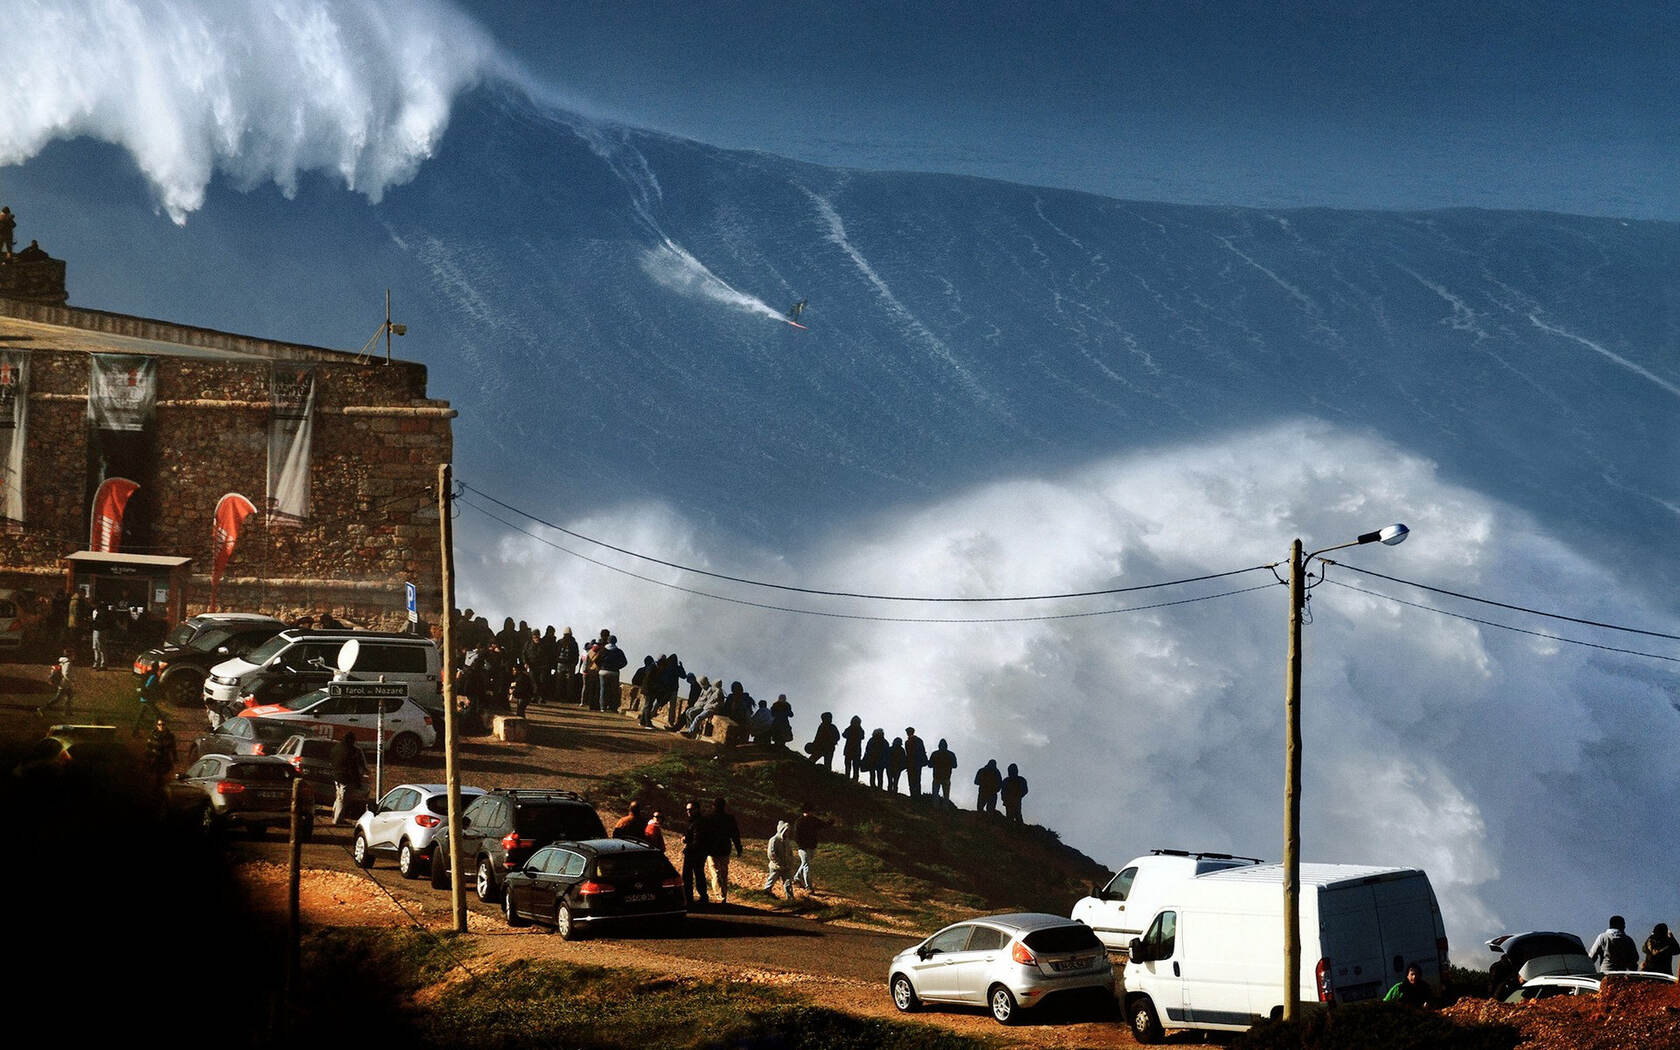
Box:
[885,737,907,793]
[144,718,176,789]
[556,627,580,704]
[974,758,1002,813]
[862,728,888,789]
[769,693,794,746]
[507,660,535,718]
[597,634,628,710]
[903,727,928,798]
[1643,923,1680,975]
[929,739,958,800]
[704,797,743,904]
[330,732,368,825]
[1000,763,1029,823]
[681,800,713,905]
[806,712,841,769]
[791,804,833,892]
[841,716,865,781]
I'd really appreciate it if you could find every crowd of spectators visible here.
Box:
[446,608,1031,821]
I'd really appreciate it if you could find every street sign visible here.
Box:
[328,681,408,699]
[405,581,417,623]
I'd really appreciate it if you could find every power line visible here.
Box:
[459,494,1278,623]
[1324,560,1680,641]
[459,481,1271,602]
[1321,579,1680,664]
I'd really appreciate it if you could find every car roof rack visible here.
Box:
[493,787,589,803]
[1150,848,1266,864]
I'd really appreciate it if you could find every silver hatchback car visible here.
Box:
[889,912,1114,1024]
[352,783,485,879]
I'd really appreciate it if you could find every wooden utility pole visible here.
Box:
[1283,538,1304,1020]
[286,779,309,1012]
[438,462,466,932]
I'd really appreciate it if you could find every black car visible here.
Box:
[502,838,686,939]
[232,662,335,710]
[189,717,295,759]
[163,753,311,839]
[132,613,287,708]
[430,788,606,901]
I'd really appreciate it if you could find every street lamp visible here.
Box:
[1282,522,1408,1020]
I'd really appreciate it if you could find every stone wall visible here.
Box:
[0,343,452,632]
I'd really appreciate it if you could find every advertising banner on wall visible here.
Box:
[89,477,140,552]
[86,355,158,551]
[267,366,315,525]
[0,351,26,524]
[209,492,258,610]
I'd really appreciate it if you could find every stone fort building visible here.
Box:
[0,231,452,635]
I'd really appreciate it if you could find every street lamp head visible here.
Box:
[1355,523,1410,547]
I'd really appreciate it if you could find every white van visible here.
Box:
[1122,863,1448,1042]
[204,629,441,708]
[1072,850,1262,950]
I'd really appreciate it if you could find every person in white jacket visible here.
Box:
[764,820,798,898]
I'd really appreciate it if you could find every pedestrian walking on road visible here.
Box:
[681,800,713,906]
[144,718,177,789]
[330,732,368,825]
[791,804,833,893]
[764,819,798,898]
[705,797,743,904]
[37,651,73,717]
[974,758,1002,813]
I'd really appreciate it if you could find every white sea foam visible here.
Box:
[639,239,788,322]
[3,0,498,223]
[461,419,1680,962]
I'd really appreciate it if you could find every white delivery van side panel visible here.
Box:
[1181,902,1281,1029]
[1315,871,1445,1004]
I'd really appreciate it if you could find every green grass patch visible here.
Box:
[598,749,1106,929]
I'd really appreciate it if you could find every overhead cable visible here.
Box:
[457,481,1271,601]
[1321,579,1679,664]
[1323,561,1680,641]
[459,495,1278,623]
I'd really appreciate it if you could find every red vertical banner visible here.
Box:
[209,492,258,611]
[89,477,140,552]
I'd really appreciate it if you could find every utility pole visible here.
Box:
[1283,538,1304,1020]
[438,462,466,932]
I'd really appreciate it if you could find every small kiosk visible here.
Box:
[61,551,192,627]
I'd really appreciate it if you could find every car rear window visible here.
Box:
[253,723,294,743]
[597,852,675,879]
[424,796,451,816]
[1511,935,1588,960]
[1023,924,1104,954]
[516,804,606,843]
[228,763,293,782]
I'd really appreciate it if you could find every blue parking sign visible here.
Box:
[405,581,417,623]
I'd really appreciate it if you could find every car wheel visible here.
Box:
[162,671,203,708]
[475,857,499,903]
[890,974,920,1013]
[988,984,1019,1025]
[398,841,421,879]
[430,854,450,889]
[390,733,422,761]
[1129,996,1164,1044]
[556,902,584,941]
[353,831,374,869]
[503,889,527,927]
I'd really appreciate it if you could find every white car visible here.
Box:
[239,688,437,760]
[353,783,485,879]
[889,913,1114,1025]
[1503,970,1676,1002]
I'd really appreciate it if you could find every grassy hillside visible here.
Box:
[597,747,1109,932]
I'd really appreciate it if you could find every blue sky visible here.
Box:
[466,0,1678,219]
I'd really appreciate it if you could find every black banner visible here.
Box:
[85,355,158,552]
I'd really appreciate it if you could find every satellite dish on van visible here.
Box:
[337,638,360,674]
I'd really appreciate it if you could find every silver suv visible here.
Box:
[352,783,486,879]
[889,912,1114,1024]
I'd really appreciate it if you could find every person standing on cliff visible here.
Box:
[841,716,865,781]
[974,758,1002,813]
[1000,763,1030,823]
[904,727,929,798]
[556,627,579,704]
[929,738,958,800]
[0,207,15,257]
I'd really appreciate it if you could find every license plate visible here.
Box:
[1054,958,1089,972]
[625,893,655,903]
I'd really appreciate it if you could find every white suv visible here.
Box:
[239,687,438,760]
[205,630,441,708]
